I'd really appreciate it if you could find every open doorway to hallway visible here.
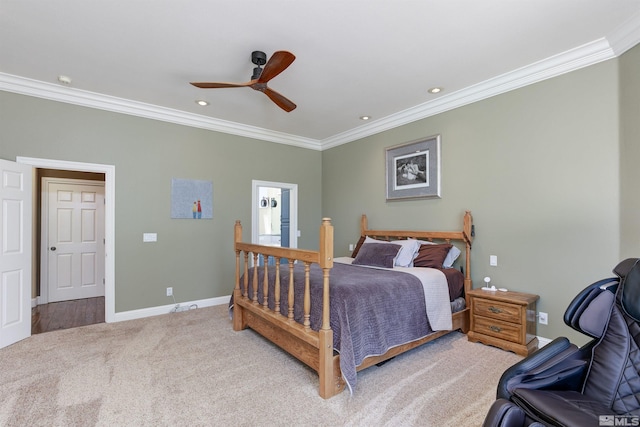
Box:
[32,169,106,334]
[252,180,298,251]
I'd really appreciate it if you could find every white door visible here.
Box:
[47,180,105,302]
[0,159,32,349]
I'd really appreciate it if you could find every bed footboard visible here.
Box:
[233,218,345,398]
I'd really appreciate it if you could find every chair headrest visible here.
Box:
[614,258,640,280]
[614,258,640,322]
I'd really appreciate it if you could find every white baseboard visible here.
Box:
[537,336,552,347]
[111,295,230,323]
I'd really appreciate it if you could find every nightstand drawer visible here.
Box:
[473,315,521,343]
[474,298,521,324]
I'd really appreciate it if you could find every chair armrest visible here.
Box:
[496,337,588,400]
[483,399,525,427]
[483,399,546,427]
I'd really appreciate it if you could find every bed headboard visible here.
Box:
[358,211,474,292]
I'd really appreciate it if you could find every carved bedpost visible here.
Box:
[463,210,473,247]
[318,217,338,398]
[234,220,242,295]
[318,217,334,330]
[462,211,473,302]
[360,214,368,236]
[233,220,244,331]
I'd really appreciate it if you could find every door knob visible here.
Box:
[50,246,56,251]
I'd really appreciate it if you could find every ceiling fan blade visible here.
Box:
[190,81,250,89]
[262,87,297,112]
[257,51,295,83]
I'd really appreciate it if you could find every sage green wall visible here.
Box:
[1,46,637,341]
[322,59,622,345]
[621,44,640,258]
[0,91,322,312]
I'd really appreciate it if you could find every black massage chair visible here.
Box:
[482,258,640,427]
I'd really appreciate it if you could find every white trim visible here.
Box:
[2,29,639,151]
[0,73,322,151]
[16,157,117,323]
[112,296,229,322]
[251,180,298,248]
[608,10,640,56]
[537,336,553,348]
[321,38,617,149]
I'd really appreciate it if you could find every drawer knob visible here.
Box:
[489,306,503,314]
[489,325,502,333]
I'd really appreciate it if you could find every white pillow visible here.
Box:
[412,239,461,268]
[443,245,461,268]
[364,236,420,268]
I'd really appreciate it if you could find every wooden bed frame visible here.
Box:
[233,211,473,399]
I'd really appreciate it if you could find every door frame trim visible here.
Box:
[40,177,106,304]
[17,157,116,323]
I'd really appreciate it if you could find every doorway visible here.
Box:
[32,174,106,334]
[252,180,298,251]
[17,157,116,327]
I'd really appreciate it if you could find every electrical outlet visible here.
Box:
[166,287,173,297]
[538,312,548,325]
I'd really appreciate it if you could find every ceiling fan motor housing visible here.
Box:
[251,51,267,66]
[251,51,267,80]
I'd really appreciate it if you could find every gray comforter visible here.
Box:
[237,261,435,392]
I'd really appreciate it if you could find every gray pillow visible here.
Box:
[364,236,419,267]
[352,242,401,268]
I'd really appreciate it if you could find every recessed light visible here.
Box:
[428,87,442,94]
[196,100,209,106]
[360,116,371,121]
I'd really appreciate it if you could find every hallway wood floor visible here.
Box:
[31,297,105,334]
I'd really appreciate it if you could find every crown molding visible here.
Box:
[322,14,640,149]
[0,73,323,151]
[608,10,640,56]
[1,24,638,152]
[321,37,617,150]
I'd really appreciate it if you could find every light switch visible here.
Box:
[490,255,498,266]
[143,233,157,242]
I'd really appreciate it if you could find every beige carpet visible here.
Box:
[0,305,522,426]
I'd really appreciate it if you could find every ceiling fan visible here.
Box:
[190,50,297,112]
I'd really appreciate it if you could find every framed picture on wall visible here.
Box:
[385,135,441,201]
[171,178,213,219]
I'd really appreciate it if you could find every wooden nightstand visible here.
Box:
[467,288,539,356]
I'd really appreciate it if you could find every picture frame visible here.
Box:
[385,135,441,201]
[171,178,213,219]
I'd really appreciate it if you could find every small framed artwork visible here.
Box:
[171,178,213,219]
[385,135,441,201]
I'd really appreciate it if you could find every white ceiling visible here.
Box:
[2,1,640,150]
